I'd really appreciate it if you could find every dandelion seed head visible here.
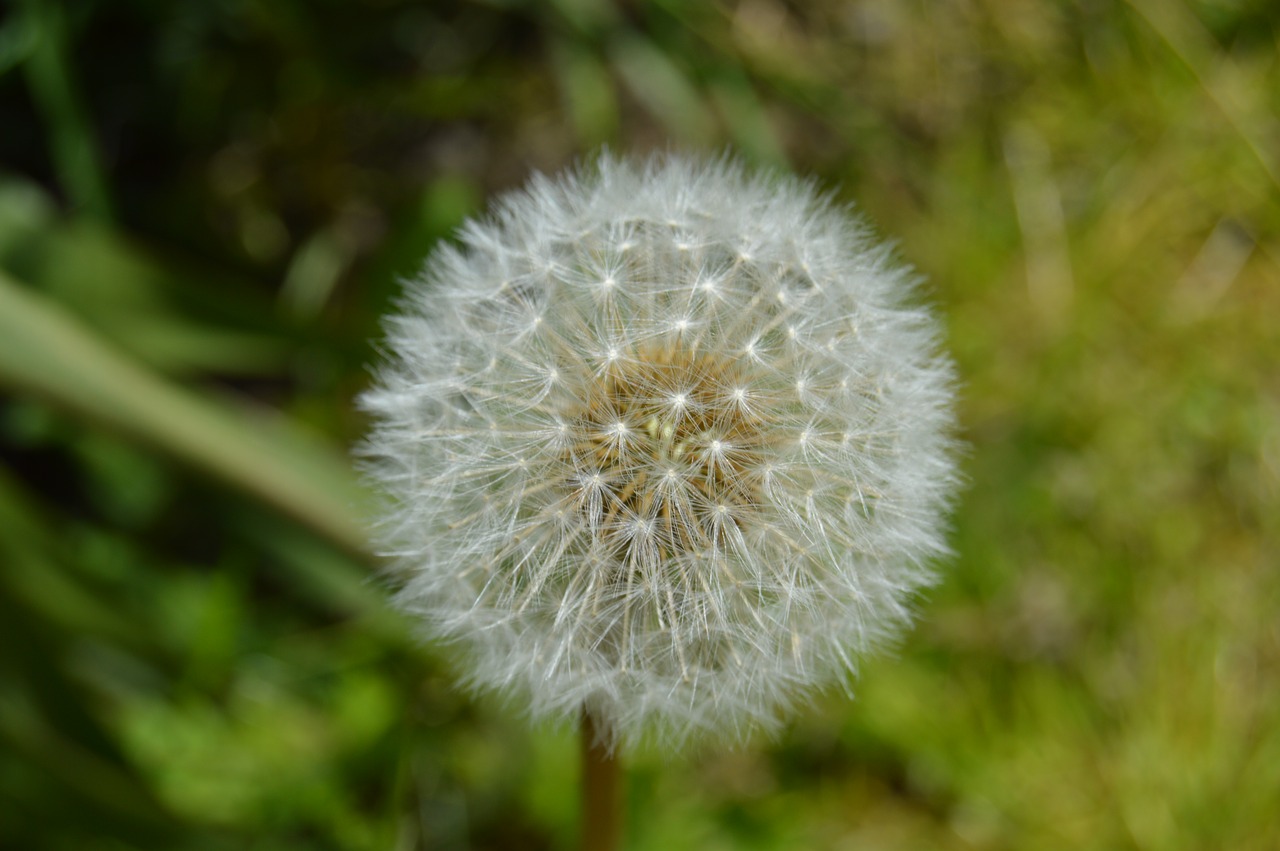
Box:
[360,153,958,749]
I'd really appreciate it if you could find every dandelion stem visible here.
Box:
[581,707,623,851]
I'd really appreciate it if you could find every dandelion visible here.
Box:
[360,154,957,758]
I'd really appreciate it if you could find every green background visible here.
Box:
[1,0,1277,848]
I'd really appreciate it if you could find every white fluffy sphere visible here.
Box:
[360,154,958,749]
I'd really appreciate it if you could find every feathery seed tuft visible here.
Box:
[360,153,959,749]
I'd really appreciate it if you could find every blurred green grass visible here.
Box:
[1,1,1277,849]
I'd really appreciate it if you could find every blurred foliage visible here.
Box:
[1,0,1278,849]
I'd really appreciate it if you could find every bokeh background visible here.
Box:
[2,0,1278,848]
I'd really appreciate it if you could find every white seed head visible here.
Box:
[360,153,958,749]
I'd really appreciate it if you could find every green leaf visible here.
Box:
[0,269,368,555]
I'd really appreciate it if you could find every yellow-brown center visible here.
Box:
[562,345,766,558]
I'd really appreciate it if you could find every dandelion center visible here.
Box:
[563,344,763,560]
